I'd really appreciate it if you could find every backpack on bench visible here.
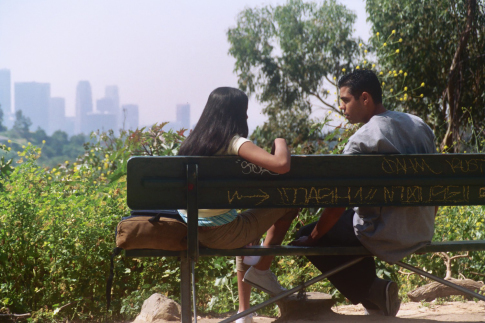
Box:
[107,210,188,309]
[116,209,188,250]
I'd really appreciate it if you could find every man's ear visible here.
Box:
[361,92,373,106]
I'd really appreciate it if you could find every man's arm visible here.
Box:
[291,207,345,246]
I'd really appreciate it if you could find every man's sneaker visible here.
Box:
[242,266,286,295]
[235,312,253,323]
[365,278,401,317]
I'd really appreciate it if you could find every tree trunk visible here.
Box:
[441,0,476,152]
[408,278,484,302]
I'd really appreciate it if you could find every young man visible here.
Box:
[292,70,437,317]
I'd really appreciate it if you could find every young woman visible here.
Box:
[177,87,297,323]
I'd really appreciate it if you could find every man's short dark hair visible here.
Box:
[338,69,382,104]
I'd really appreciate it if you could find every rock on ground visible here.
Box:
[275,292,335,321]
[133,293,181,323]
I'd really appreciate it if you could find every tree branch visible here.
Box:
[435,251,470,280]
[308,91,341,114]
[398,269,419,280]
[450,251,469,261]
[325,75,336,86]
[0,313,31,319]
[470,271,485,277]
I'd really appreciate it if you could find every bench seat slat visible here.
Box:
[124,240,485,258]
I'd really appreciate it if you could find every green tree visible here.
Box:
[43,130,69,157]
[12,110,32,138]
[31,128,48,145]
[0,106,6,132]
[366,0,485,151]
[227,0,362,147]
[63,133,87,159]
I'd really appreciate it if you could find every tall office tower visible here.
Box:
[14,82,50,131]
[96,97,116,113]
[65,117,76,137]
[75,81,93,134]
[176,103,190,130]
[105,86,119,113]
[49,97,66,135]
[85,112,117,134]
[0,69,12,129]
[121,104,139,131]
[103,85,120,132]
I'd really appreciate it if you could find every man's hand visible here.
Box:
[290,235,315,247]
[290,207,345,247]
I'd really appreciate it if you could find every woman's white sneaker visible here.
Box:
[242,267,286,295]
[235,312,253,323]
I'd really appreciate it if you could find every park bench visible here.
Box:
[123,154,485,323]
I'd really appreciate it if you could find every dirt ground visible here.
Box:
[197,301,485,323]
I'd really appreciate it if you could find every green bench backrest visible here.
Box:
[127,154,485,210]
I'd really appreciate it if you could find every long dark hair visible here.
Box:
[178,87,249,156]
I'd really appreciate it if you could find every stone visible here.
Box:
[133,293,181,322]
[275,292,335,321]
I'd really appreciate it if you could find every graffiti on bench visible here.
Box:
[227,184,481,207]
[381,157,485,175]
[224,156,485,207]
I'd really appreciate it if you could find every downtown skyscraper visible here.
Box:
[75,81,93,134]
[0,69,13,128]
[176,103,190,130]
[121,104,139,131]
[14,82,50,132]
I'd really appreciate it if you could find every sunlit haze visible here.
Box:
[0,0,370,134]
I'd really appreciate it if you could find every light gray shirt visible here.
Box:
[343,110,436,263]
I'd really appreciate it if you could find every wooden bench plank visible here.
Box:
[124,240,485,258]
[127,154,485,210]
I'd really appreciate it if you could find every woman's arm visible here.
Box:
[237,138,291,174]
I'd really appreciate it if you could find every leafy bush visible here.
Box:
[0,124,187,321]
[1,123,484,321]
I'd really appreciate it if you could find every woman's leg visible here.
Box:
[198,208,298,250]
[254,209,297,271]
[235,208,296,314]
[237,269,251,311]
[240,208,298,295]
[198,208,298,304]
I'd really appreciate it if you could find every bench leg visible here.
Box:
[180,254,192,323]
[397,261,485,301]
[192,261,197,323]
[220,257,365,323]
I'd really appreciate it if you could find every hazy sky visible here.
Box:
[0,0,370,132]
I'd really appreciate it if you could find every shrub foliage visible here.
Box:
[1,124,484,321]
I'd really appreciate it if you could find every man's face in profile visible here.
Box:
[339,86,367,124]
[340,86,363,124]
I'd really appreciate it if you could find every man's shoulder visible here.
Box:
[369,110,432,134]
[382,110,426,124]
[344,110,435,155]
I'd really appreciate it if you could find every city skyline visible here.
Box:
[0,69,180,135]
[0,69,141,136]
[0,1,370,134]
